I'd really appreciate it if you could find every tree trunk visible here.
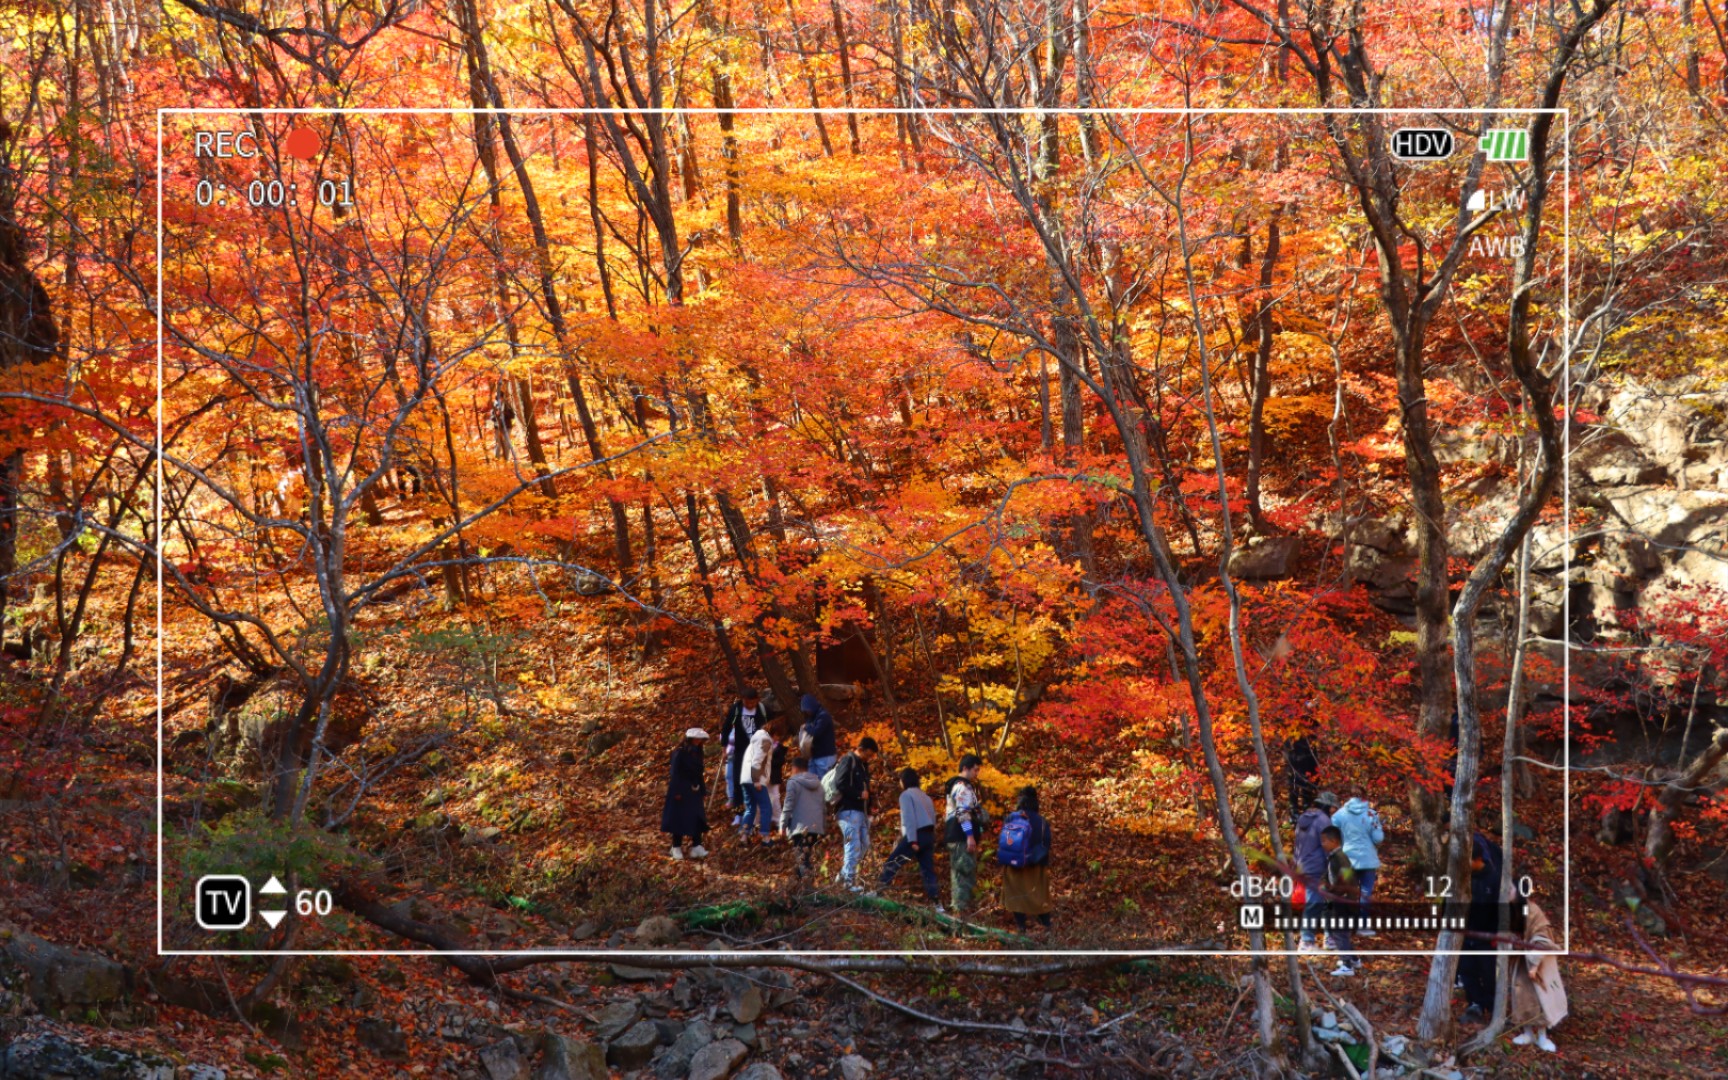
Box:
[461,0,632,568]
[1244,211,1280,534]
[1647,728,1728,868]
[829,0,862,154]
[676,491,747,693]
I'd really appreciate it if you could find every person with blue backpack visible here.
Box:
[998,786,1053,933]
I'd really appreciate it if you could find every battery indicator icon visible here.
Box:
[1482,128,1529,162]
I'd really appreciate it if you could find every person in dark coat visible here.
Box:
[800,693,838,778]
[661,728,711,860]
[1286,735,1320,823]
[1460,826,1505,1024]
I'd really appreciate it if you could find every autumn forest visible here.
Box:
[3,0,1728,1077]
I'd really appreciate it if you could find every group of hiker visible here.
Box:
[669,699,1563,1048]
[659,688,1055,931]
[1287,780,1565,1051]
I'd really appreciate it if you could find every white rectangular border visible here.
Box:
[155,106,1570,958]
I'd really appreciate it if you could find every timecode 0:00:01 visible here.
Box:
[194,178,354,209]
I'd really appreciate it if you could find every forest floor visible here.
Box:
[3,656,1727,1078]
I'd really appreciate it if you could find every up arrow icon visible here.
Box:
[260,875,287,895]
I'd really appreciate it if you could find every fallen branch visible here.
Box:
[817,966,1069,1039]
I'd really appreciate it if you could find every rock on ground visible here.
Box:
[607,1019,662,1070]
[838,1054,874,1080]
[722,974,763,1024]
[0,928,132,1017]
[735,1066,784,1080]
[479,1036,528,1080]
[535,1032,606,1080]
[651,1019,714,1080]
[1,1032,176,1079]
[1227,536,1299,580]
[356,1017,408,1060]
[635,915,683,947]
[687,1038,749,1080]
[595,999,642,1040]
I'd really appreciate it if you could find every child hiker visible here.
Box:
[1318,824,1361,976]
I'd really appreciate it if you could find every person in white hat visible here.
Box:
[662,728,711,860]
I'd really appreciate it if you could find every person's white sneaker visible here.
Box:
[1329,963,1356,977]
[1299,938,1320,952]
[1513,1031,1534,1046]
[934,904,946,916]
[731,814,743,826]
[1537,1034,1556,1053]
[669,846,684,860]
[689,845,709,859]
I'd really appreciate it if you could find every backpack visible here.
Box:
[996,811,1047,868]
[819,753,853,805]
[944,776,990,840]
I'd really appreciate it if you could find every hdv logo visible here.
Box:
[1391,128,1455,161]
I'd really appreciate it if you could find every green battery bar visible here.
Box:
[1482,128,1529,162]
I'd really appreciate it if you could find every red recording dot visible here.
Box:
[285,127,322,160]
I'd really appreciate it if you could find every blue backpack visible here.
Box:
[996,811,1047,868]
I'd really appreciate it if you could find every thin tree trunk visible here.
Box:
[829,0,862,154]
[461,0,633,571]
[1244,210,1281,534]
[786,0,835,156]
[676,491,747,692]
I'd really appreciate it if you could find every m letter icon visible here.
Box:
[196,875,251,931]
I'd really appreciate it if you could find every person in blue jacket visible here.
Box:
[1330,785,1385,935]
[800,693,837,778]
[1293,790,1338,948]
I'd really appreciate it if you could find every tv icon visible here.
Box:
[196,875,252,931]
[1391,128,1455,161]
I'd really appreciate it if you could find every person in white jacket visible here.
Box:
[1330,785,1385,935]
[739,720,780,844]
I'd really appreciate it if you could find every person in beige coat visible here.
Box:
[1509,900,1566,1052]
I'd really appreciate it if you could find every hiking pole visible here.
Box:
[710,751,729,819]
